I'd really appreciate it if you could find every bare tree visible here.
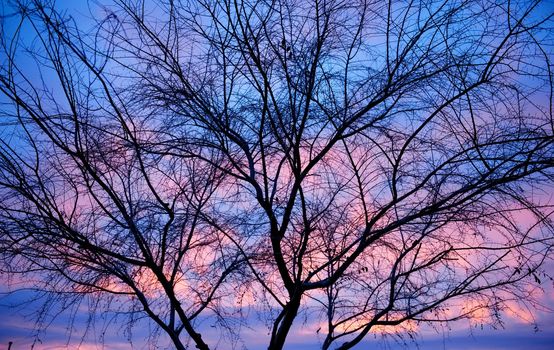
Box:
[1,0,553,349]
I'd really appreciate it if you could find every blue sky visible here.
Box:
[2,284,554,349]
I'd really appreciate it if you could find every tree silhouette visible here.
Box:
[1,0,553,349]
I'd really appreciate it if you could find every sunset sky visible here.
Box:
[1,0,554,349]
